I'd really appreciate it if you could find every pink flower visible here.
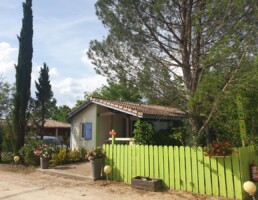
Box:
[33,149,41,156]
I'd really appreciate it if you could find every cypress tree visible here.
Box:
[13,0,33,152]
[34,63,55,137]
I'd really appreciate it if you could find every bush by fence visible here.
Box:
[103,144,258,200]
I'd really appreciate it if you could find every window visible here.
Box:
[81,122,92,140]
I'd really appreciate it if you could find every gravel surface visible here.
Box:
[0,164,232,200]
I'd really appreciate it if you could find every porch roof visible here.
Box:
[68,97,186,120]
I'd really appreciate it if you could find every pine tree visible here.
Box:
[13,0,33,152]
[33,63,56,137]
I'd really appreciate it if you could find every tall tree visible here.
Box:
[49,105,71,123]
[13,0,33,151]
[88,0,258,144]
[0,76,14,119]
[32,63,56,136]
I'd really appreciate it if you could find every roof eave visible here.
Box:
[142,114,186,120]
[67,101,92,119]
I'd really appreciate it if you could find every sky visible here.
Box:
[0,0,108,108]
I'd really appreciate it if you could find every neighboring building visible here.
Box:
[67,97,186,149]
[28,119,71,142]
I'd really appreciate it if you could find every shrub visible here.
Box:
[133,119,155,145]
[50,147,87,166]
[86,147,104,161]
[18,135,43,166]
[203,141,236,157]
[153,129,183,146]
[0,152,13,163]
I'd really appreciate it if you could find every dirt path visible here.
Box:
[0,164,231,200]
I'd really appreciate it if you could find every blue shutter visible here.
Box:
[84,122,92,140]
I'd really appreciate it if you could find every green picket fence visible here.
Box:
[102,144,258,200]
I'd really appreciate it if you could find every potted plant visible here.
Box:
[86,147,105,180]
[203,141,236,158]
[33,144,55,169]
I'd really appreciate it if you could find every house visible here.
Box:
[28,119,71,143]
[67,97,186,149]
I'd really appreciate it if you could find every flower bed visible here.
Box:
[203,141,237,158]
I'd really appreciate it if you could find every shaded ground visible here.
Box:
[0,164,232,200]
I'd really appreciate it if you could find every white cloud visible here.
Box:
[0,42,17,73]
[81,51,95,68]
[49,68,59,77]
[52,75,107,107]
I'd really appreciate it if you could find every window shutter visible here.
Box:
[84,122,92,140]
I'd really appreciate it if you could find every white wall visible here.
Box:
[71,104,97,149]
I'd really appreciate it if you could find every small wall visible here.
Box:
[103,144,258,200]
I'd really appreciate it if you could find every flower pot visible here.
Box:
[131,176,163,192]
[90,158,104,180]
[40,157,49,169]
[211,156,230,158]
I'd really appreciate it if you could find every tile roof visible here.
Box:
[28,119,71,128]
[43,119,71,128]
[68,97,186,119]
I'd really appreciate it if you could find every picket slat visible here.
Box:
[185,146,192,192]
[103,144,258,200]
[113,145,117,181]
[154,146,159,178]
[197,147,205,194]
[117,145,122,181]
[169,146,175,189]
[174,146,180,190]
[163,146,169,189]
[159,146,164,186]
[217,158,226,197]
[149,145,154,178]
[225,157,234,198]
[232,149,242,199]
[140,145,145,176]
[179,147,186,190]
[191,147,198,194]
[132,144,136,178]
[128,145,132,183]
[203,155,212,195]
[211,157,219,196]
[124,145,128,183]
[136,145,141,176]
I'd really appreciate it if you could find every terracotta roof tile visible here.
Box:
[28,119,71,128]
[43,119,71,128]
[91,97,186,118]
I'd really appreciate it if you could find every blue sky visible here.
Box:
[0,0,108,107]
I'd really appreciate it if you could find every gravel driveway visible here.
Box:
[0,164,231,200]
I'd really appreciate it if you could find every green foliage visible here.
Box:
[0,152,13,163]
[18,135,42,166]
[31,63,56,135]
[2,121,16,153]
[50,105,71,123]
[86,147,104,160]
[203,141,234,157]
[13,0,33,151]
[90,0,258,144]
[153,129,182,146]
[0,76,14,118]
[133,120,155,145]
[50,147,87,166]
